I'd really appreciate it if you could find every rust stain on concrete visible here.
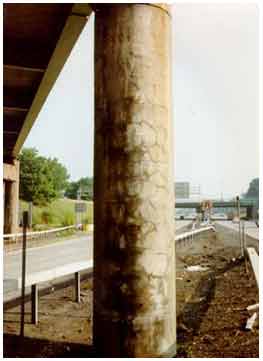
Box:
[93,3,176,357]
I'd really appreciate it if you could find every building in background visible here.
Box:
[175,182,190,199]
[175,182,201,200]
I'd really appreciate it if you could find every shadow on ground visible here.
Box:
[176,258,244,357]
[3,333,95,358]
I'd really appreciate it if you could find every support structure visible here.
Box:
[31,284,38,325]
[93,4,176,357]
[75,271,81,303]
[3,159,20,234]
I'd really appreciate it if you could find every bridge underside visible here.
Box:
[3,4,74,161]
[3,4,91,233]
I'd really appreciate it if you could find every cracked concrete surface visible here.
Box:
[93,4,175,357]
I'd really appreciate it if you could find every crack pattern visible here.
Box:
[94,4,175,357]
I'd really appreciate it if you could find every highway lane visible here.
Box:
[215,220,259,240]
[4,221,191,300]
[4,235,93,281]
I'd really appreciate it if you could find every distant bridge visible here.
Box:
[175,200,257,219]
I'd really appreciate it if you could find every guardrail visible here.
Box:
[246,247,259,288]
[3,225,76,241]
[7,260,93,325]
[4,223,215,243]
[4,224,216,325]
[175,225,215,243]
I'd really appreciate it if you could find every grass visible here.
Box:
[19,198,93,230]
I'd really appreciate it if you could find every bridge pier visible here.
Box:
[3,159,20,235]
[93,4,176,357]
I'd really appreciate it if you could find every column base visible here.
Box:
[160,341,177,358]
[92,342,177,358]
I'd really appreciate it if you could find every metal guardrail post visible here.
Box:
[28,201,33,229]
[241,221,245,257]
[236,196,243,257]
[20,211,28,338]
[75,271,81,303]
[243,223,247,250]
[31,284,38,324]
[241,220,247,258]
[242,221,249,272]
[247,247,259,287]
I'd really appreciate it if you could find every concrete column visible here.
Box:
[3,181,5,221]
[94,4,175,357]
[4,160,20,234]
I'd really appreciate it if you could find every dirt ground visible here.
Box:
[176,225,259,358]
[3,224,259,358]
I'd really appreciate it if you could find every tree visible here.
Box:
[64,181,79,200]
[48,157,69,196]
[19,148,70,206]
[65,177,93,200]
[243,178,259,199]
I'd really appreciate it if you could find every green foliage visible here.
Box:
[47,157,69,197]
[60,209,75,227]
[64,181,79,200]
[19,148,69,206]
[243,178,259,199]
[65,177,93,200]
[41,210,55,225]
[20,199,93,229]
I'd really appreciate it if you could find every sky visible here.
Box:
[24,4,259,199]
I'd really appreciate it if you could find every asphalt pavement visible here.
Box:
[215,220,259,240]
[4,221,191,301]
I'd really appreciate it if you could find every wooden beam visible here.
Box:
[13,4,92,157]
[4,106,28,112]
[245,312,257,330]
[4,64,43,90]
[4,64,45,73]
[247,303,259,312]
[4,130,19,135]
[246,247,259,287]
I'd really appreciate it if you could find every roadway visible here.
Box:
[4,221,191,301]
[175,220,192,232]
[215,220,259,240]
[3,235,92,301]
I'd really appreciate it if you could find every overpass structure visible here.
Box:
[3,4,92,234]
[175,200,257,219]
[3,4,177,357]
